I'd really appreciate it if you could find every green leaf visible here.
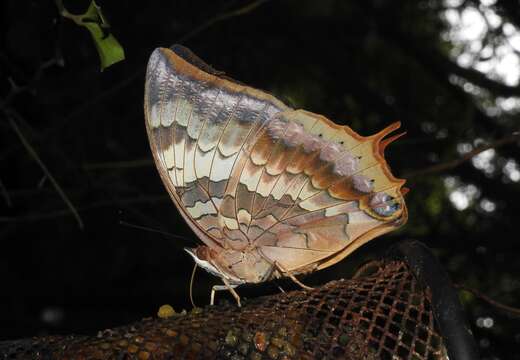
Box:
[58,0,125,71]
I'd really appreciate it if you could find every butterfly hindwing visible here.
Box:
[242,110,407,273]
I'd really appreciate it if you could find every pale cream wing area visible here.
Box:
[144,47,289,250]
[229,110,408,275]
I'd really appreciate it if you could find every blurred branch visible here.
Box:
[0,177,12,207]
[177,0,271,43]
[83,158,153,171]
[368,9,514,134]
[0,57,59,162]
[404,131,520,178]
[5,110,84,229]
[0,195,169,224]
[0,58,57,110]
[364,0,520,182]
[378,13,520,97]
[496,0,520,35]
[439,54,520,97]
[119,220,189,241]
[455,284,520,319]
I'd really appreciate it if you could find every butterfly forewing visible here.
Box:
[145,48,289,250]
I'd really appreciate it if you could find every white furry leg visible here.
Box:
[211,278,241,307]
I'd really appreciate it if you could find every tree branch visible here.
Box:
[455,283,520,319]
[444,56,520,96]
[5,110,84,229]
[375,9,520,98]
[0,177,12,207]
[177,0,271,44]
[404,131,520,178]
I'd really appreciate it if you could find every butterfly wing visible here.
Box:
[145,47,289,250]
[235,110,408,274]
[145,46,407,280]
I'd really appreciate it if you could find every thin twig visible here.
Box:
[83,159,153,171]
[404,132,520,178]
[37,175,48,189]
[0,195,169,224]
[0,58,58,164]
[0,177,12,207]
[177,0,271,44]
[6,110,84,229]
[0,58,56,110]
[119,220,189,241]
[455,284,520,319]
[54,0,82,25]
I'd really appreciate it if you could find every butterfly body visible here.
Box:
[145,46,407,292]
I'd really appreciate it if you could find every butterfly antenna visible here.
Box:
[189,262,198,308]
[119,220,189,241]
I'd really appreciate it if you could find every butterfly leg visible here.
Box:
[210,279,241,307]
[276,283,286,293]
[273,261,314,291]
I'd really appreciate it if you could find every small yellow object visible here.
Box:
[225,330,238,346]
[157,304,175,318]
[190,307,203,315]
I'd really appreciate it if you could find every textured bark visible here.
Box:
[0,261,450,359]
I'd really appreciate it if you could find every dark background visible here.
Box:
[1,0,519,359]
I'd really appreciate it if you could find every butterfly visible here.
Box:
[144,45,408,306]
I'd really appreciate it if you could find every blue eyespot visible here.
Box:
[370,193,401,217]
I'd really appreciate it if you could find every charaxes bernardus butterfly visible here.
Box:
[145,45,408,306]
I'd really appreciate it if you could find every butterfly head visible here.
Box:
[184,246,245,285]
